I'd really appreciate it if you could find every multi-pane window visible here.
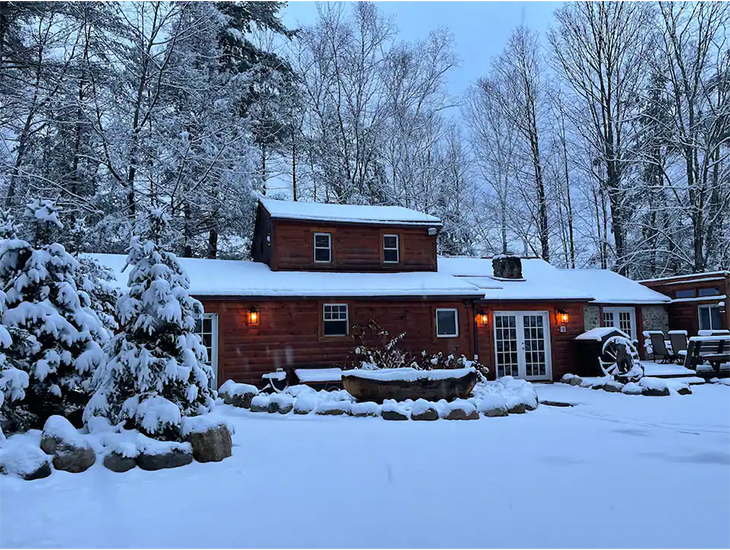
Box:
[675,289,696,299]
[194,313,217,388]
[602,307,636,339]
[383,234,399,263]
[323,304,348,336]
[494,314,519,377]
[698,305,723,331]
[699,287,721,297]
[314,233,332,263]
[436,309,459,337]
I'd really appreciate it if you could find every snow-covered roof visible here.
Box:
[86,254,483,299]
[557,269,671,305]
[437,257,593,301]
[259,198,442,227]
[639,271,730,284]
[575,327,631,341]
[438,257,670,304]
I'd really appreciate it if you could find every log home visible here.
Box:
[90,199,670,387]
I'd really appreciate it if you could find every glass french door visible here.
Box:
[602,307,636,339]
[494,311,551,380]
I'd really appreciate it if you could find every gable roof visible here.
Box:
[259,198,442,227]
[87,254,482,299]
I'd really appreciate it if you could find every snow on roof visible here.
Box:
[558,269,671,305]
[437,257,593,301]
[259,198,442,227]
[575,327,631,341]
[86,254,483,299]
[639,271,730,284]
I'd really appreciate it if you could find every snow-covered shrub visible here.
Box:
[351,320,409,369]
[413,350,489,379]
[0,200,109,429]
[85,210,214,440]
[76,257,121,334]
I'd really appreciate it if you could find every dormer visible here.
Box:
[251,199,442,272]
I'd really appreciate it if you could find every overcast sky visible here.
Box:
[281,1,562,99]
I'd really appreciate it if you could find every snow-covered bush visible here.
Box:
[351,321,409,369]
[0,200,109,430]
[85,209,214,440]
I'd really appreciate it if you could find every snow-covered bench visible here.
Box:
[294,368,343,390]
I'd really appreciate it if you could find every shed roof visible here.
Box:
[557,269,671,305]
[87,254,482,299]
[259,198,442,227]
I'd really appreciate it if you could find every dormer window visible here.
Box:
[383,234,399,263]
[314,233,332,263]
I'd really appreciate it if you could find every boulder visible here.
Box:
[382,409,408,421]
[315,403,350,416]
[642,386,670,397]
[293,395,318,415]
[24,461,51,481]
[481,404,509,417]
[0,442,52,481]
[230,391,257,409]
[569,376,583,386]
[249,395,270,413]
[445,408,479,420]
[676,385,692,396]
[136,448,193,471]
[103,452,136,473]
[189,425,232,463]
[268,394,294,415]
[603,381,624,393]
[411,403,439,421]
[52,444,96,473]
[507,402,526,414]
[349,402,381,418]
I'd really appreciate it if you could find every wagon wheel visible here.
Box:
[599,336,637,377]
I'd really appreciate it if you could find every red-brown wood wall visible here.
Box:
[200,297,473,386]
[475,301,587,381]
[270,220,438,272]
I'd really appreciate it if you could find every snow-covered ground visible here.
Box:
[2,384,729,549]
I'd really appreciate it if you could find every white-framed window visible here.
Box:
[698,305,723,331]
[383,234,399,263]
[323,303,348,336]
[314,232,332,263]
[194,313,218,388]
[436,308,459,337]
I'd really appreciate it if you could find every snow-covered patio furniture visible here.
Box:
[668,330,688,363]
[684,335,730,374]
[341,367,478,404]
[261,370,287,392]
[647,331,674,363]
[293,368,343,391]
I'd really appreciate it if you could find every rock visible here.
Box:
[622,382,643,395]
[411,406,439,421]
[445,408,479,420]
[249,395,270,413]
[23,461,52,481]
[136,448,193,471]
[603,381,624,393]
[507,402,526,414]
[560,374,575,384]
[481,405,509,417]
[591,383,605,391]
[52,444,96,473]
[40,415,79,455]
[676,385,692,395]
[569,376,583,386]
[103,452,136,473]
[189,425,232,463]
[349,402,381,417]
[315,404,350,416]
[268,394,294,414]
[382,409,408,421]
[642,386,670,397]
[230,392,256,409]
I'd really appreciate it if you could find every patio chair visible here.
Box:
[648,331,674,363]
[668,330,688,364]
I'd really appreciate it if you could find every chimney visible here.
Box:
[492,255,523,279]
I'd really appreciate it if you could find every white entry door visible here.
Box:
[602,307,636,340]
[494,311,552,380]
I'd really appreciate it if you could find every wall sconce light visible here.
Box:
[247,306,260,326]
[476,311,488,328]
[557,310,569,325]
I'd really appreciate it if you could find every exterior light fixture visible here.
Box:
[248,307,260,326]
[557,310,569,325]
[476,312,488,328]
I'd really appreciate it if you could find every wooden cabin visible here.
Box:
[90,198,671,387]
[640,272,730,335]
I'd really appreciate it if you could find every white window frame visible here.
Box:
[313,232,332,263]
[195,313,218,389]
[383,234,400,264]
[698,304,722,331]
[602,306,636,340]
[323,303,349,337]
[435,308,459,338]
[493,311,552,381]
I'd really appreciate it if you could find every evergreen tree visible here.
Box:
[0,199,107,427]
[85,209,214,441]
